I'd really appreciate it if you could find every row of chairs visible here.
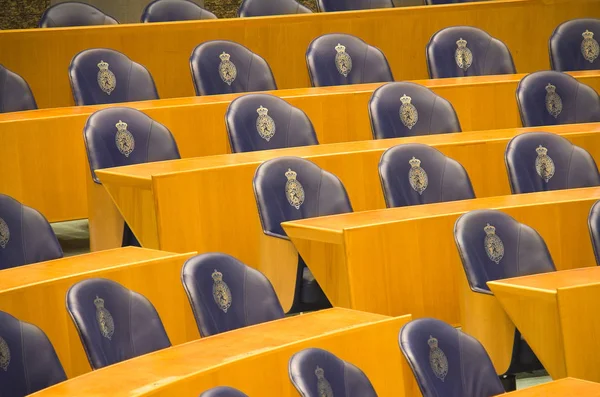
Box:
[2,18,598,112]
[36,0,476,28]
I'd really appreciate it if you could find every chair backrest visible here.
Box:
[589,200,600,266]
[399,318,504,397]
[69,48,159,106]
[426,26,516,78]
[505,131,600,194]
[226,93,318,153]
[200,386,249,397]
[306,33,394,87]
[289,348,377,397]
[190,40,277,96]
[238,0,312,17]
[39,2,118,27]
[516,71,600,127]
[0,311,66,395]
[0,65,37,113]
[253,156,353,238]
[141,0,217,22]
[379,144,475,208]
[83,107,181,184]
[0,194,62,270]
[369,82,461,139]
[550,18,600,71]
[66,278,171,370]
[182,253,284,337]
[317,0,393,12]
[454,209,556,293]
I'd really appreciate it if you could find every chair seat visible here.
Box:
[507,331,543,374]
[301,267,320,303]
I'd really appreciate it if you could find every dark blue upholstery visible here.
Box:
[550,19,600,71]
[399,318,505,397]
[141,0,217,22]
[369,82,461,139]
[505,132,600,194]
[69,48,159,106]
[226,94,318,153]
[0,311,66,396]
[289,348,377,397]
[0,194,62,270]
[516,71,600,127]
[39,2,118,27]
[306,33,394,87]
[253,157,352,312]
[589,200,600,266]
[0,65,37,113]
[316,0,393,12]
[66,278,171,370]
[238,0,311,17]
[426,26,516,78]
[200,386,249,397]
[379,144,475,208]
[190,41,277,96]
[181,253,284,337]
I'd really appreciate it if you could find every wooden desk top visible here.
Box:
[488,266,600,292]
[32,308,395,396]
[502,378,600,396]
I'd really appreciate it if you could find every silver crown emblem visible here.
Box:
[335,43,346,53]
[545,83,556,93]
[219,52,231,62]
[484,223,496,235]
[116,120,128,132]
[428,335,439,348]
[456,38,467,48]
[97,60,109,70]
[315,366,325,377]
[285,168,297,180]
[409,157,421,168]
[583,30,595,40]
[400,94,412,105]
[212,269,223,282]
[536,145,548,156]
[94,296,105,309]
[257,106,269,116]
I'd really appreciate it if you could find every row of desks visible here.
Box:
[1,71,599,223]
[1,0,598,108]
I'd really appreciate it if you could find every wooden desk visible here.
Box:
[1,0,597,109]
[3,72,599,223]
[31,309,418,397]
[0,247,197,378]
[281,188,600,325]
[95,125,600,309]
[489,267,600,382]
[501,378,600,396]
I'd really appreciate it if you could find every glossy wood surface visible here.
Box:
[32,309,417,397]
[489,267,600,382]
[0,247,197,378]
[1,0,597,108]
[4,72,599,223]
[500,378,600,396]
[282,188,600,325]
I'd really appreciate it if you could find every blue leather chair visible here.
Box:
[289,348,377,397]
[369,82,461,139]
[141,0,217,22]
[200,387,249,397]
[190,41,277,96]
[454,210,553,382]
[226,94,318,153]
[238,0,311,17]
[181,253,284,337]
[550,18,600,71]
[0,311,67,395]
[426,26,516,78]
[0,194,63,270]
[39,2,118,27]
[69,48,159,106]
[589,200,600,266]
[253,157,353,313]
[0,65,37,113]
[516,71,600,127]
[505,132,600,194]
[306,33,394,87]
[83,107,181,246]
[399,318,505,397]
[316,0,393,12]
[379,144,475,208]
[66,278,171,370]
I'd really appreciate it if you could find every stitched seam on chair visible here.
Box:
[195,280,220,334]
[565,146,575,188]
[316,171,324,215]
[126,62,134,102]
[21,321,31,394]
[458,332,467,394]
[572,82,581,122]
[285,107,293,147]
[145,121,154,161]
[428,96,438,132]
[439,157,448,202]
[360,46,369,83]
[20,205,26,265]
[516,224,522,275]
[0,70,6,113]
[344,364,350,397]
[481,37,493,74]
[243,266,249,326]
[129,290,135,357]
[246,55,255,90]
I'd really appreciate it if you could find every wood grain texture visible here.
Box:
[0,247,197,378]
[31,310,418,397]
[3,71,599,222]
[501,378,600,396]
